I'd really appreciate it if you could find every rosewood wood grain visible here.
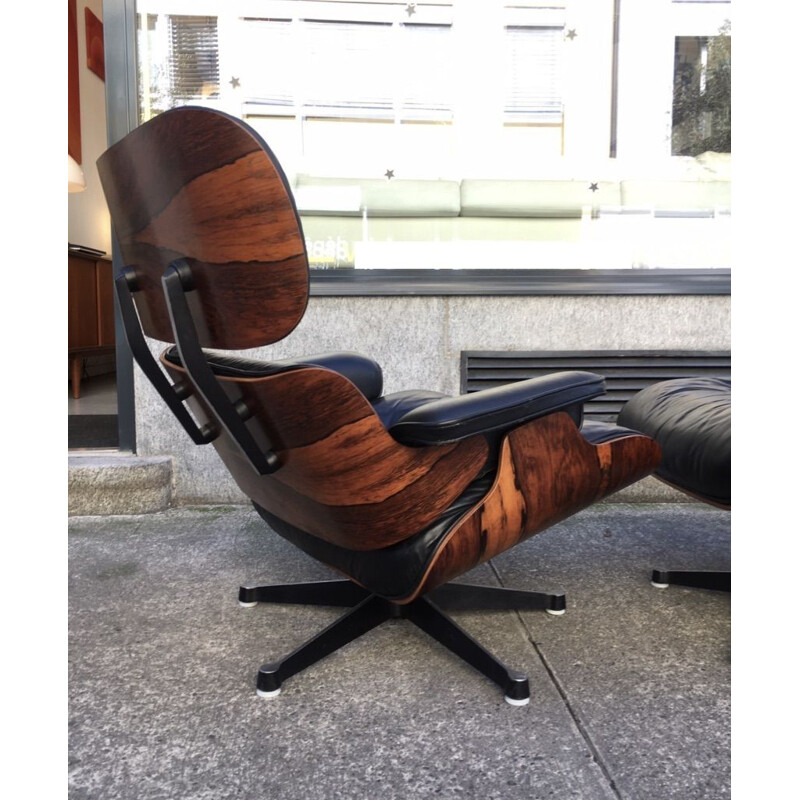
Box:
[68,256,99,349]
[162,356,489,550]
[96,261,116,345]
[97,107,308,349]
[68,253,116,398]
[409,412,662,601]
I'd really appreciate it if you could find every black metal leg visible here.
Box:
[239,579,370,607]
[428,582,566,615]
[256,594,391,696]
[404,597,531,706]
[651,569,731,592]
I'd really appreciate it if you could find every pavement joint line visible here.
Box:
[488,560,623,800]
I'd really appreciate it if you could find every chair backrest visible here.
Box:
[97,106,309,349]
[98,107,489,549]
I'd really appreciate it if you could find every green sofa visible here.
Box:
[295,165,731,268]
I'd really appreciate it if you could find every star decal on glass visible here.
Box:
[229,76,241,89]
[589,182,599,192]
[405,3,417,17]
[385,169,395,180]
[566,29,578,41]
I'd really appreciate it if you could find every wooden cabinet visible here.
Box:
[68,251,115,398]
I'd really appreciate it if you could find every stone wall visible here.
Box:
[133,293,730,504]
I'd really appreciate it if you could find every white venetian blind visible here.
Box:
[240,18,295,109]
[504,26,563,119]
[397,24,454,120]
[168,15,220,101]
[302,20,395,117]
[240,17,453,121]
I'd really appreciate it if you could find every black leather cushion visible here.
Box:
[371,390,450,430]
[580,419,645,445]
[617,377,730,506]
[164,347,384,400]
[388,371,605,446]
[165,346,604,454]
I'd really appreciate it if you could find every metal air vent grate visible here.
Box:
[461,350,731,422]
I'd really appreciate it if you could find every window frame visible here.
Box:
[307,267,729,296]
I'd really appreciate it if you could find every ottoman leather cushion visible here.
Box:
[617,377,730,506]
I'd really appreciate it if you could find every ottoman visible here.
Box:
[617,376,730,591]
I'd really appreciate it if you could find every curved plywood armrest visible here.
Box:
[410,412,662,600]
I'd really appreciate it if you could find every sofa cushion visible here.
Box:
[294,175,461,217]
[460,179,621,218]
[620,180,730,212]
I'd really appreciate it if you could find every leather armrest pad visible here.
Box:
[163,347,384,400]
[389,371,605,445]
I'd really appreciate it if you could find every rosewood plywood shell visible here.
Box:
[97,107,308,349]
[162,357,489,550]
[412,413,662,600]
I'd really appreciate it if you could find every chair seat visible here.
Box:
[617,377,730,506]
[255,412,647,602]
[253,472,495,602]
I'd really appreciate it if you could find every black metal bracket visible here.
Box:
[161,259,280,476]
[114,267,215,445]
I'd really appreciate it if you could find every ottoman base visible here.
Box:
[651,568,730,592]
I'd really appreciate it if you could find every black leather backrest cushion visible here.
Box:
[164,347,384,400]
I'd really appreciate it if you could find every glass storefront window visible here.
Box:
[134,0,731,273]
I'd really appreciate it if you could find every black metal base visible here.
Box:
[238,580,566,704]
[651,569,731,592]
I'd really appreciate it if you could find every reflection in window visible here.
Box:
[672,23,730,156]
[169,16,220,103]
[138,14,219,121]
[133,1,732,273]
[504,26,563,122]
[239,18,454,122]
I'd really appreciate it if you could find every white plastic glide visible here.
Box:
[545,607,566,616]
[505,695,530,707]
[651,581,669,589]
[239,600,258,607]
[256,687,281,698]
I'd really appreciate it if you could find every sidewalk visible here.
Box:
[69,502,730,800]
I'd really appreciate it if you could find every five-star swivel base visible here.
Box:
[238,579,566,706]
